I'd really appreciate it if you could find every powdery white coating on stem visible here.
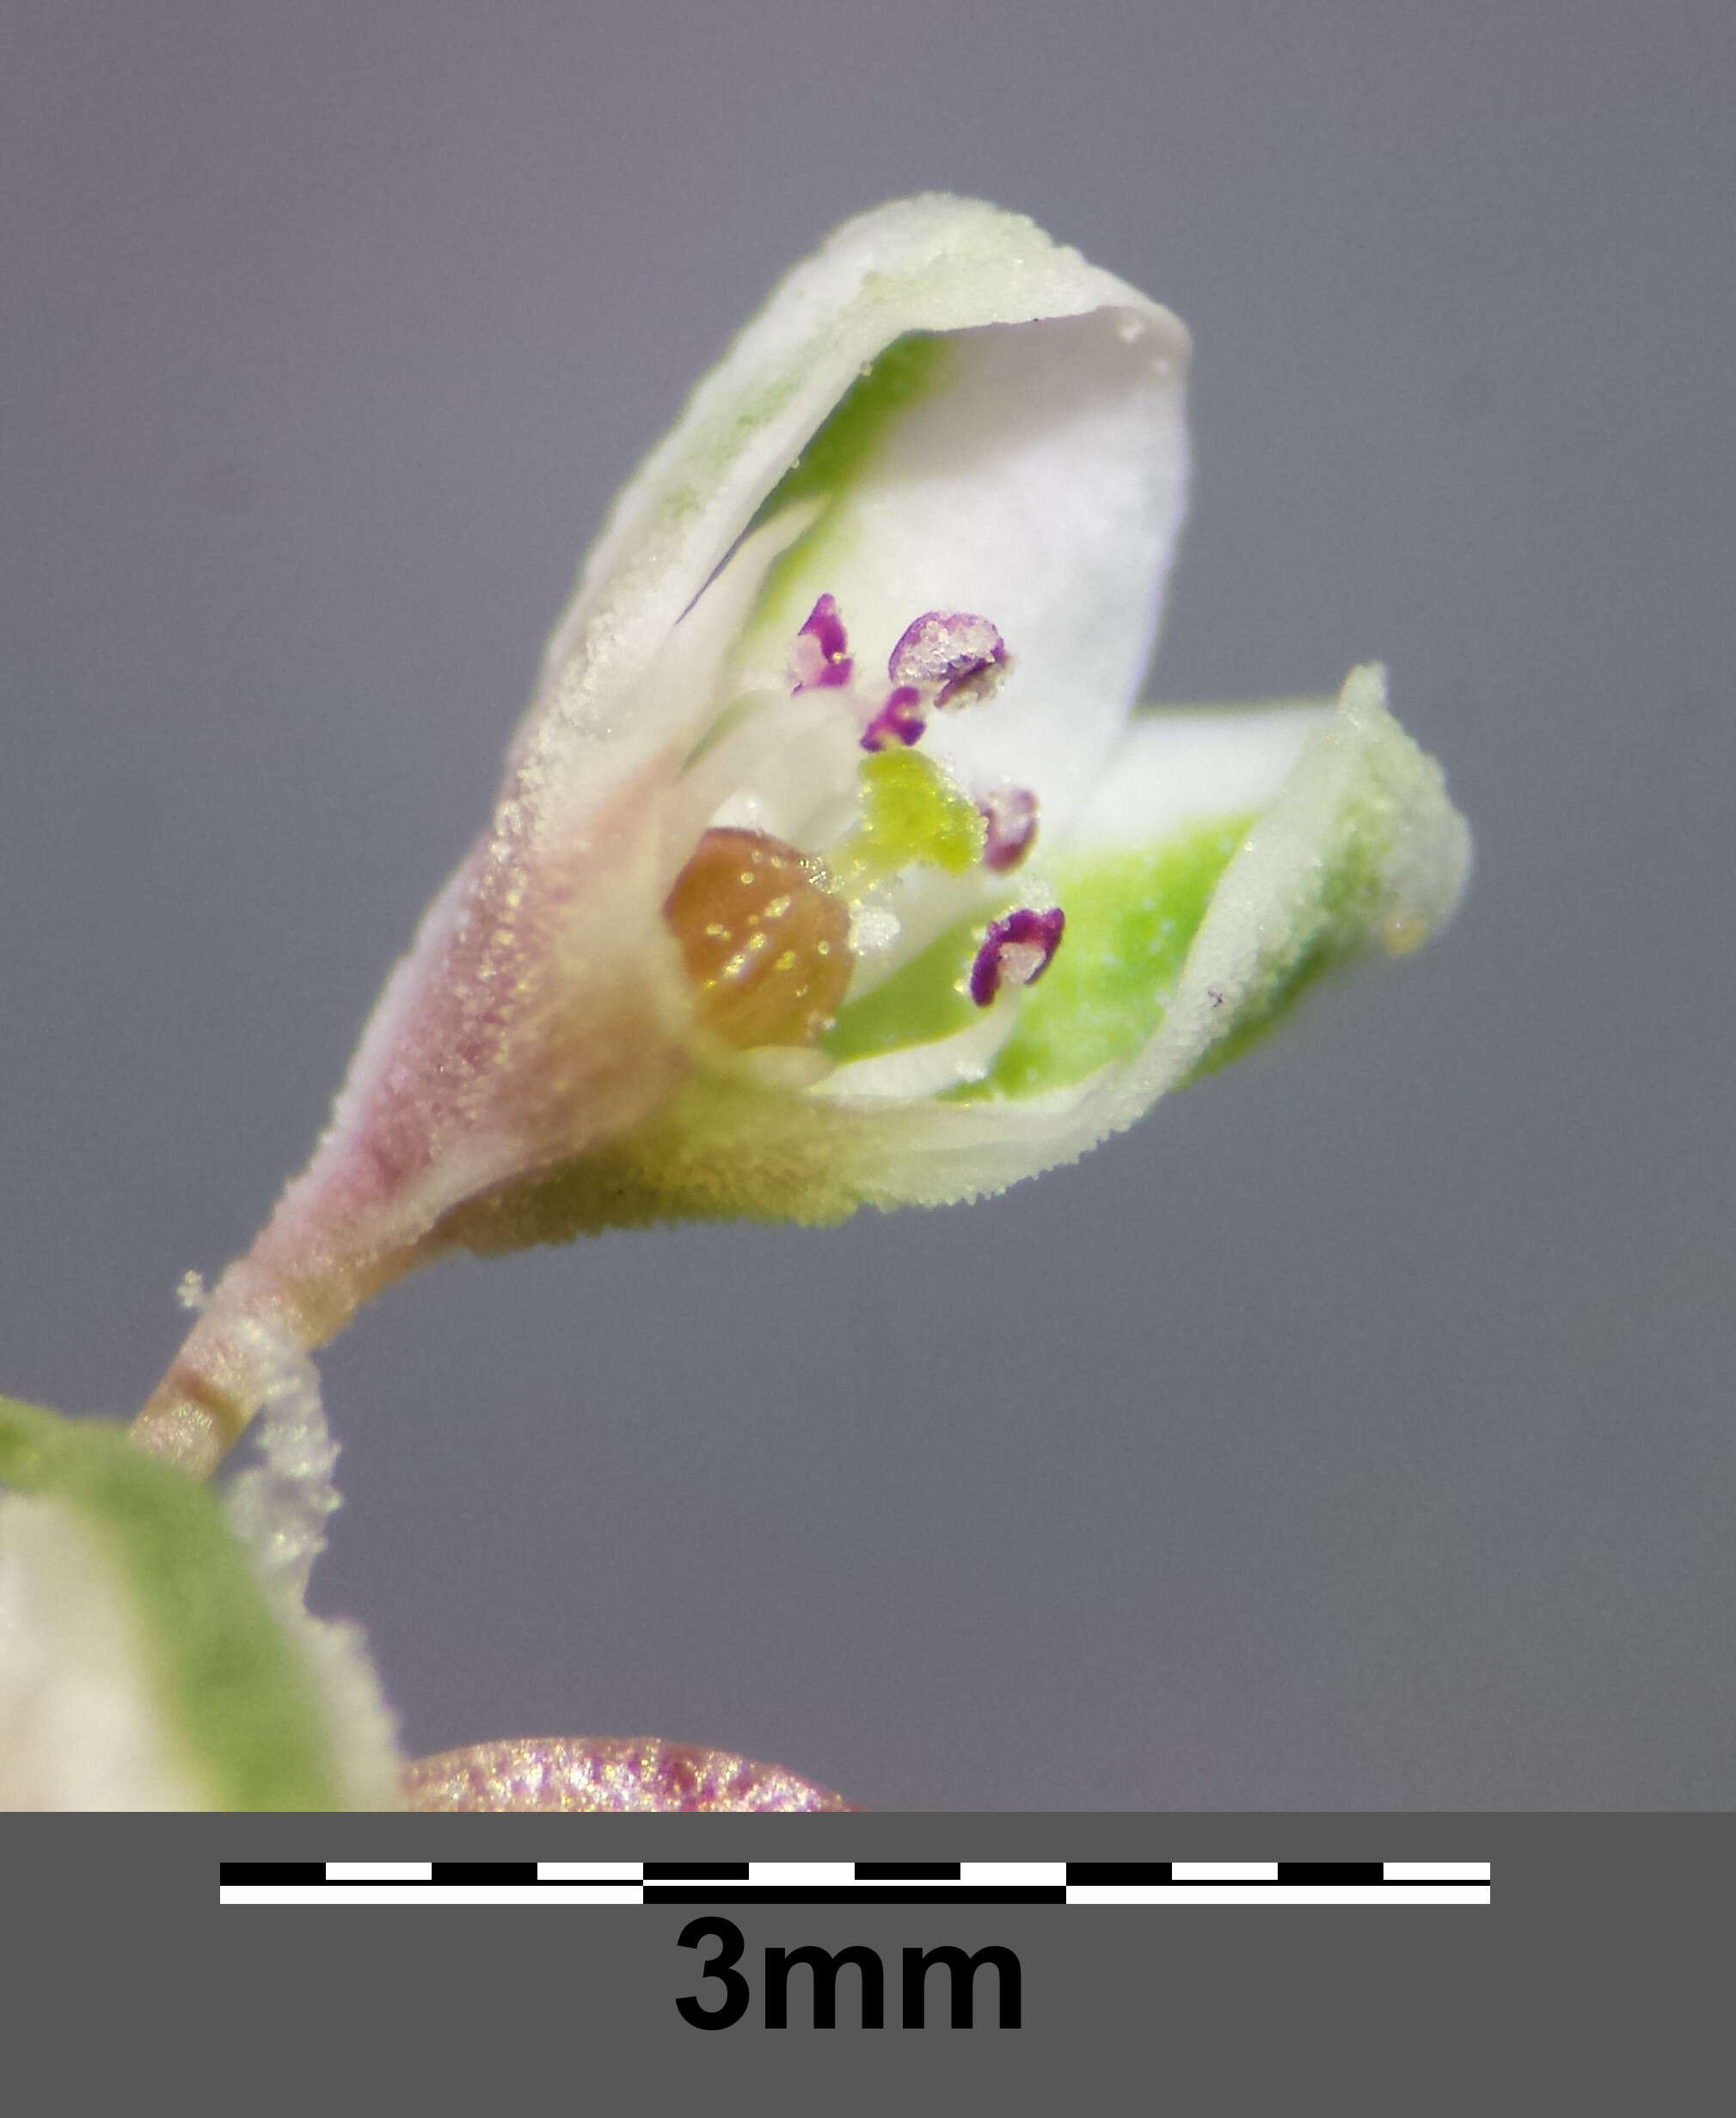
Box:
[222,1314,340,1605]
[220,1318,402,1808]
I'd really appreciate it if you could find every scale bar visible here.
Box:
[219,1857,1489,1909]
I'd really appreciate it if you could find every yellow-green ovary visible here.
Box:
[850,748,985,879]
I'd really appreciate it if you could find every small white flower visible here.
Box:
[136,194,1469,1473]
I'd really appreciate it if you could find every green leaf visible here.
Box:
[0,1395,344,1809]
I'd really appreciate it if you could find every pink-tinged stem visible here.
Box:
[128,746,693,1479]
[128,1213,420,1477]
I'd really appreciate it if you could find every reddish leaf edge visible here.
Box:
[404,1734,856,1812]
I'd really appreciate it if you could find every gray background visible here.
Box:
[3,0,1732,1808]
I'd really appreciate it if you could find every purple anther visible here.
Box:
[788,592,854,691]
[969,906,1065,1007]
[859,685,928,752]
[886,610,1009,709]
[978,785,1040,873]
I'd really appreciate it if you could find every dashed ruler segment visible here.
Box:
[220,1859,1489,1907]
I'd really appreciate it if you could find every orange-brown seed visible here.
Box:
[663,827,852,1048]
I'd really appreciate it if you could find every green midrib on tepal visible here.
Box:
[1176,789,1399,1086]
[0,1395,343,1810]
[752,331,952,524]
[745,332,953,635]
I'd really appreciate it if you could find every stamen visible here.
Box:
[978,786,1039,873]
[887,611,1009,709]
[860,685,927,752]
[788,592,853,691]
[664,827,853,1047]
[969,907,1065,1007]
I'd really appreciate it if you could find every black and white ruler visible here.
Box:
[220,1858,1489,1906]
